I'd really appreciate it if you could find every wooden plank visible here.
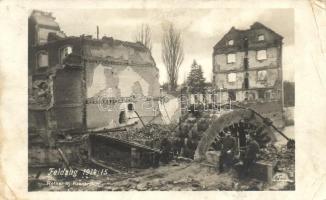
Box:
[90,158,121,174]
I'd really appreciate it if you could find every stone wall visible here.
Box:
[29,36,161,132]
[85,59,161,130]
[213,52,245,71]
[53,68,85,130]
[248,47,279,69]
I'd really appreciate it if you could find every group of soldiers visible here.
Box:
[218,130,260,177]
[158,126,261,177]
[159,135,197,163]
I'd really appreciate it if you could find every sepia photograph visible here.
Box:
[27,8,296,191]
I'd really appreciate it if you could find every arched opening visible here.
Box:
[194,109,276,161]
[59,45,73,64]
[209,121,261,156]
[119,111,126,124]
[127,103,134,111]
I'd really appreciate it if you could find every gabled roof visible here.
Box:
[250,22,283,39]
[214,22,283,52]
[213,27,243,49]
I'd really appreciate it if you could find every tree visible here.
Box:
[162,23,184,92]
[135,24,152,52]
[187,60,206,94]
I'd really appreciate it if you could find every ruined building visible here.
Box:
[28,10,161,142]
[212,22,284,127]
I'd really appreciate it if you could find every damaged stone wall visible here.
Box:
[28,11,161,168]
[29,76,54,110]
[214,52,245,71]
[53,67,84,130]
[212,22,284,128]
[29,35,161,132]
[247,47,279,69]
[28,137,89,167]
[85,41,155,66]
[84,40,161,130]
[214,49,280,91]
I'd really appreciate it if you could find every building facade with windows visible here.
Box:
[212,22,284,127]
[28,10,161,137]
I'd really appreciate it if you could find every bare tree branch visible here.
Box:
[161,23,184,91]
[135,24,152,52]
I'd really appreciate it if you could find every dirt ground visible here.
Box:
[31,151,294,191]
[29,125,295,191]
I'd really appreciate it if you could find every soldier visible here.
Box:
[160,136,172,164]
[173,137,183,156]
[242,133,260,176]
[219,130,237,173]
[182,137,193,158]
[152,151,160,168]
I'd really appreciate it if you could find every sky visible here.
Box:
[47,8,294,84]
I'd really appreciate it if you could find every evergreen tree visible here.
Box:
[187,60,206,94]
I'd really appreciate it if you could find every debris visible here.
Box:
[101,123,176,149]
[57,148,70,168]
[90,158,122,174]
[175,156,193,163]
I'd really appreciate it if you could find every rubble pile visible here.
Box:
[259,144,295,173]
[274,145,295,180]
[104,124,177,149]
[258,143,295,190]
[30,140,295,191]
[41,162,241,191]
[259,144,279,161]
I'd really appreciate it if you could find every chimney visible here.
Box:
[97,26,99,39]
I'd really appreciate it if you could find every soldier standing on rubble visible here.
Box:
[172,137,183,157]
[160,134,172,164]
[219,130,237,173]
[182,136,193,158]
[242,133,260,177]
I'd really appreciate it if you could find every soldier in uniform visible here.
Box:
[160,136,172,164]
[242,133,260,176]
[219,130,237,173]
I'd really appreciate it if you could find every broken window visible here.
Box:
[194,94,198,103]
[248,92,256,100]
[258,34,265,41]
[228,73,236,82]
[38,28,56,44]
[37,51,49,68]
[244,73,249,89]
[211,94,216,103]
[227,53,236,63]
[127,103,134,111]
[203,94,208,104]
[265,91,271,100]
[244,57,248,70]
[244,37,248,49]
[228,91,236,101]
[257,70,267,81]
[119,111,126,124]
[256,50,267,60]
[258,90,265,99]
[227,40,234,46]
[59,46,73,64]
